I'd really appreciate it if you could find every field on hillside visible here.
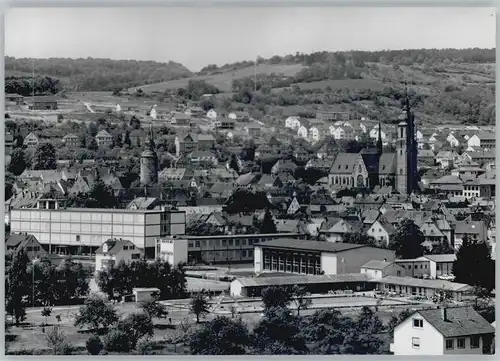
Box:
[274,78,387,92]
[128,63,306,93]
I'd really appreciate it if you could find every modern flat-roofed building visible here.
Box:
[254,238,396,275]
[186,233,306,265]
[10,207,186,258]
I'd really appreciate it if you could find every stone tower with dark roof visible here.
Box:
[140,125,159,185]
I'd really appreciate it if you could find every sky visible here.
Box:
[5,7,496,71]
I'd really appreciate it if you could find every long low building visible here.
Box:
[230,273,375,297]
[10,207,186,258]
[230,272,473,300]
[254,238,396,275]
[185,233,306,265]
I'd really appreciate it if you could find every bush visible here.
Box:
[104,328,130,352]
[45,326,72,355]
[135,336,154,355]
[86,335,103,355]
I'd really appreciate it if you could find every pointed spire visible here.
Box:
[377,120,383,155]
[403,76,410,112]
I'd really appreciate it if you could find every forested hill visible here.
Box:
[4,57,193,92]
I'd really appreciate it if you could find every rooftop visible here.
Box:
[255,238,367,253]
[416,307,495,338]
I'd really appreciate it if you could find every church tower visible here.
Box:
[395,87,418,195]
[140,125,159,185]
[376,121,383,156]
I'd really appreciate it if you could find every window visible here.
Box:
[131,253,140,260]
[195,241,200,248]
[457,338,465,349]
[470,336,480,349]
[446,339,454,350]
[413,319,423,328]
[400,169,403,175]
[397,271,401,276]
[409,265,412,269]
[412,337,420,349]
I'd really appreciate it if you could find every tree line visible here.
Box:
[5,57,193,92]
[5,76,62,96]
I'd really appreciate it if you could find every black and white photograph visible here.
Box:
[3,5,496,356]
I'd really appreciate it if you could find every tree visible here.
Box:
[261,286,292,310]
[425,239,454,255]
[228,154,240,174]
[291,285,312,317]
[103,328,130,352]
[136,336,155,355]
[432,286,453,305]
[8,148,27,175]
[87,138,98,151]
[46,326,72,355]
[342,232,377,246]
[189,316,250,355]
[190,292,210,323]
[41,306,52,326]
[74,294,119,331]
[33,143,57,170]
[5,248,30,326]
[88,174,118,208]
[387,309,412,331]
[344,306,385,354]
[260,209,277,234]
[453,237,495,292]
[252,307,308,354]
[139,296,168,320]
[86,335,103,355]
[389,219,425,259]
[117,312,154,349]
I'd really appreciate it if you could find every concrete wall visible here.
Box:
[321,252,337,275]
[254,246,262,273]
[392,313,444,355]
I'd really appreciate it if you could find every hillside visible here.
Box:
[131,48,494,126]
[5,57,193,92]
[128,63,305,93]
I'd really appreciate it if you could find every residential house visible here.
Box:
[5,93,24,105]
[197,134,216,150]
[172,113,191,126]
[216,118,236,129]
[429,175,464,197]
[129,129,146,147]
[285,116,301,130]
[5,233,47,260]
[418,149,435,166]
[454,220,488,247]
[435,151,459,169]
[367,217,396,247]
[158,168,194,182]
[309,126,320,143]
[23,132,40,149]
[175,133,198,156]
[206,109,217,120]
[271,159,298,176]
[467,134,481,148]
[185,106,204,117]
[297,125,308,139]
[319,218,359,243]
[31,96,58,110]
[126,197,162,210]
[95,130,113,148]
[446,133,460,148]
[245,122,262,138]
[390,307,494,355]
[188,151,218,168]
[95,238,144,272]
[62,134,79,147]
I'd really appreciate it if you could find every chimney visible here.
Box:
[441,307,448,321]
[383,258,387,262]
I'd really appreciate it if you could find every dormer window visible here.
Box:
[102,243,108,253]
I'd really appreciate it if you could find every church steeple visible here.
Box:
[140,124,159,186]
[376,121,383,155]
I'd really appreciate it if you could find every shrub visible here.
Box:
[45,326,72,355]
[135,336,154,355]
[117,312,154,349]
[86,335,103,355]
[104,328,130,352]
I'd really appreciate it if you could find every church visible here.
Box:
[328,92,419,195]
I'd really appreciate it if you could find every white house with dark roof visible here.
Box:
[367,217,396,247]
[390,307,494,355]
[95,238,144,272]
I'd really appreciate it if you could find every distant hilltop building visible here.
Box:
[316,110,350,122]
[140,126,159,185]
